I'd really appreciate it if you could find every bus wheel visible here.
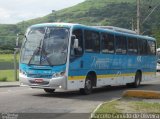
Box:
[131,72,141,88]
[134,72,141,87]
[80,75,93,95]
[44,89,55,93]
[127,72,141,88]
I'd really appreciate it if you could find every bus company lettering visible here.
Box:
[137,56,142,62]
[92,57,111,69]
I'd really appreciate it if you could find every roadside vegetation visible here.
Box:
[0,0,160,52]
[92,99,160,119]
[0,70,18,82]
[0,54,19,82]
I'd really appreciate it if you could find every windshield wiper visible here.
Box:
[40,47,52,66]
[28,28,47,65]
[28,27,52,66]
[28,39,43,65]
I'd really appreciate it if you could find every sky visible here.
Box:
[0,0,85,24]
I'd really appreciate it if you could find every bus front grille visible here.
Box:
[29,80,49,85]
[27,74,52,79]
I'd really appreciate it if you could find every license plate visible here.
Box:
[34,79,43,83]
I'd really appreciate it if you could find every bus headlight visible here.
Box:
[19,69,27,76]
[52,71,65,78]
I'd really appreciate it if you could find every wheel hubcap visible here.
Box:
[136,77,140,86]
[86,80,91,89]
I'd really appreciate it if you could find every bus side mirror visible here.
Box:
[15,33,25,48]
[73,39,79,49]
[71,35,79,49]
[71,35,76,40]
[71,35,82,56]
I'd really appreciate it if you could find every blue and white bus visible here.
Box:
[157,48,160,71]
[19,23,157,94]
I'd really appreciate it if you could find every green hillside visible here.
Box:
[18,0,136,26]
[0,0,160,52]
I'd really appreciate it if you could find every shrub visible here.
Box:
[0,77,7,82]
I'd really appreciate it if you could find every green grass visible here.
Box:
[0,70,18,82]
[0,54,19,82]
[92,99,160,119]
[0,54,19,70]
[0,54,14,62]
[132,101,160,113]
[0,54,19,62]
[95,100,119,114]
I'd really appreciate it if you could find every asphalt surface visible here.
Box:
[0,78,160,119]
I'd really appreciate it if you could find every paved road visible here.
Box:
[0,78,160,119]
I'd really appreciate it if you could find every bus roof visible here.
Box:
[30,22,156,41]
[30,22,77,28]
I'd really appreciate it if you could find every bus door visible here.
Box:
[113,35,127,85]
[138,39,148,80]
[68,28,84,89]
[127,37,139,82]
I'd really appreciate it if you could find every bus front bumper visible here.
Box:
[19,73,67,89]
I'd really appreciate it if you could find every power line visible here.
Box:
[142,2,160,24]
[136,0,160,34]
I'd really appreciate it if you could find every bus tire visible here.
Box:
[130,72,141,88]
[44,89,55,93]
[134,72,141,87]
[80,75,93,95]
[127,72,141,88]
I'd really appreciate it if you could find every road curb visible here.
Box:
[0,82,19,88]
[122,90,160,99]
[0,85,19,88]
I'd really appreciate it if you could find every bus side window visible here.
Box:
[147,40,156,55]
[71,29,83,56]
[115,35,127,54]
[101,33,115,54]
[138,39,147,55]
[84,30,100,52]
[128,37,138,55]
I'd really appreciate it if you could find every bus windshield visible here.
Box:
[20,26,69,66]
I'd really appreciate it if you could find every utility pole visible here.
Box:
[14,48,18,81]
[137,0,140,34]
[14,34,19,81]
[131,18,134,31]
